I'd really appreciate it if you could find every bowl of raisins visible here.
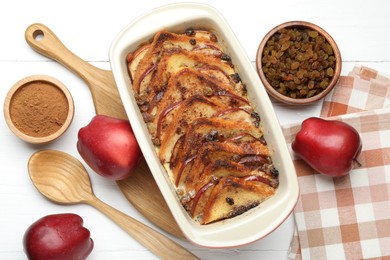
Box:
[256,21,341,105]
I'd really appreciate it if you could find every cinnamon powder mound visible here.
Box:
[9,81,69,137]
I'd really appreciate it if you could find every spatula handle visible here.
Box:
[25,23,105,84]
[88,196,198,259]
[25,23,127,119]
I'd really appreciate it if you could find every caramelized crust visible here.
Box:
[127,29,279,224]
[201,177,275,224]
[147,68,248,140]
[169,117,264,170]
[182,141,273,193]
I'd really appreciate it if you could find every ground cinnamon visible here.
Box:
[9,81,69,137]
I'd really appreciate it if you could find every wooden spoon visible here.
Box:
[28,150,198,260]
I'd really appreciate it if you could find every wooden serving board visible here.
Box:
[25,23,184,239]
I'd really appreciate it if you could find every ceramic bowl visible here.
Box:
[110,3,299,247]
[3,75,74,144]
[256,21,342,105]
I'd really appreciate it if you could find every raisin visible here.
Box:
[205,130,219,142]
[291,61,300,70]
[259,136,267,145]
[185,28,195,36]
[251,111,261,127]
[226,197,234,205]
[270,166,279,177]
[231,73,241,83]
[221,54,231,61]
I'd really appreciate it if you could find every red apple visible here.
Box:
[292,117,362,177]
[23,213,93,260]
[77,115,142,181]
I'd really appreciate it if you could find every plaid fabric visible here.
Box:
[285,66,390,259]
[321,67,390,118]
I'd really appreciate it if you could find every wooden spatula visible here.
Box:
[25,23,183,239]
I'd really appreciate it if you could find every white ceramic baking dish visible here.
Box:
[110,3,299,248]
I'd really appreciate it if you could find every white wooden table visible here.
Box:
[1,0,389,259]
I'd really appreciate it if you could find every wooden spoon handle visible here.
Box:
[25,23,107,85]
[88,196,198,259]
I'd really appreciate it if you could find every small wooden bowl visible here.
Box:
[256,21,342,105]
[3,75,74,144]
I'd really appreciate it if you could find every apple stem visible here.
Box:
[354,158,362,167]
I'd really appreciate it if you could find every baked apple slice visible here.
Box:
[136,49,242,106]
[126,43,151,81]
[144,68,249,138]
[127,29,222,83]
[182,141,271,189]
[156,95,226,146]
[194,176,276,224]
[157,94,249,154]
[132,30,225,94]
[153,90,248,139]
[169,117,263,172]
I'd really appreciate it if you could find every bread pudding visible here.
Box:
[126,29,279,224]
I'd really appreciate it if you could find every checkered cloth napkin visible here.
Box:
[283,66,390,259]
